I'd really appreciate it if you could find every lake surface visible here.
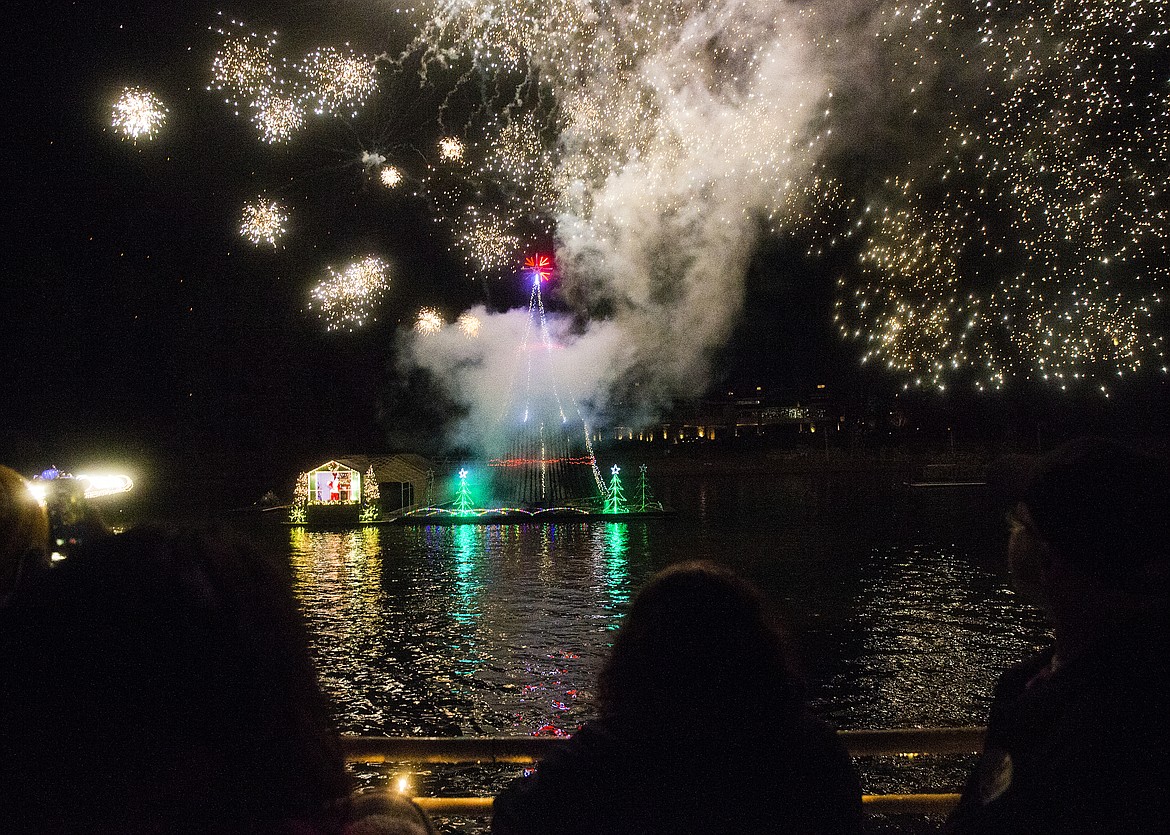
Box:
[263,467,1050,832]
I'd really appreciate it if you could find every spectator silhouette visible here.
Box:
[0,524,434,835]
[0,464,48,609]
[492,560,864,834]
[947,436,1170,833]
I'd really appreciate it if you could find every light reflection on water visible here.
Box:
[288,522,643,739]
[820,544,1047,730]
[281,472,1050,831]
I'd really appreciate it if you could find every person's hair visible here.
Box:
[1019,436,1170,591]
[597,560,806,745]
[0,524,351,832]
[0,464,48,604]
[346,790,439,835]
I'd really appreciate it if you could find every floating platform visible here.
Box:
[389,505,676,526]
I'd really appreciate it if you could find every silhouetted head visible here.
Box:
[0,524,351,833]
[1003,436,1170,596]
[0,464,48,606]
[346,790,439,835]
[598,560,805,745]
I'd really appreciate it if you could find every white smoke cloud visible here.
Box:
[402,1,834,454]
[401,305,627,455]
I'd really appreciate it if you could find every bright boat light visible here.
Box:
[26,481,48,505]
[75,473,134,499]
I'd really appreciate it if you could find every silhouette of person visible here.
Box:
[492,560,864,834]
[0,464,48,609]
[947,436,1170,833]
[0,524,434,834]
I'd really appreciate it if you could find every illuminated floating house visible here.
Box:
[290,454,435,526]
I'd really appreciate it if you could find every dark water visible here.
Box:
[267,469,1050,832]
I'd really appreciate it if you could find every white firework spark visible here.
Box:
[239,199,289,247]
[415,307,444,335]
[252,93,304,143]
[210,32,277,102]
[457,312,482,338]
[833,0,1169,391]
[455,208,521,272]
[437,136,465,162]
[309,256,392,331]
[380,165,403,187]
[111,87,167,141]
[299,46,378,115]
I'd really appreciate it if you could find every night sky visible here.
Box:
[6,2,493,482]
[4,1,1169,498]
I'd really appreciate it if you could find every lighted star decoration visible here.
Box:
[523,253,554,285]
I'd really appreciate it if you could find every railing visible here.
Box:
[341,727,985,817]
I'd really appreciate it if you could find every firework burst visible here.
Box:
[111,87,167,141]
[457,312,482,338]
[455,208,521,272]
[210,30,277,105]
[831,0,1169,390]
[298,46,378,115]
[309,256,391,331]
[437,136,465,162]
[239,199,288,247]
[380,165,403,188]
[252,93,304,142]
[414,307,444,335]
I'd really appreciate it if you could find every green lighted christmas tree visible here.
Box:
[360,466,380,522]
[635,463,660,512]
[604,465,627,513]
[289,472,308,524]
[454,468,474,515]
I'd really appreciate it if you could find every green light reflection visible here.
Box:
[600,522,631,615]
[451,523,484,673]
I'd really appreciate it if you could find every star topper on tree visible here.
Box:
[523,253,554,287]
